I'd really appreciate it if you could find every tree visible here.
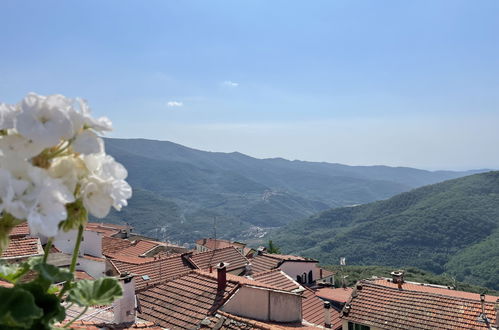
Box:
[267,240,281,254]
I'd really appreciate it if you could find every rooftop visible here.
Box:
[189,246,249,272]
[9,223,29,237]
[196,238,246,250]
[86,222,131,237]
[252,269,303,292]
[1,237,43,259]
[343,279,498,329]
[301,288,342,329]
[137,270,239,329]
[110,253,195,289]
[316,287,353,303]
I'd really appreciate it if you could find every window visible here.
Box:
[348,322,370,330]
[308,270,313,284]
[296,275,302,283]
[302,272,307,284]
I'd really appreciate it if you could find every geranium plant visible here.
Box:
[0,93,132,329]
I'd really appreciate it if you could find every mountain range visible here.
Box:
[99,138,485,245]
[271,171,499,290]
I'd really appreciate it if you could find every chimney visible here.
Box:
[113,273,136,324]
[216,262,229,292]
[203,238,207,245]
[324,301,331,328]
[245,262,253,277]
[257,246,266,256]
[390,270,404,289]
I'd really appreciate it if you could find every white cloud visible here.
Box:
[223,80,239,87]
[166,101,183,107]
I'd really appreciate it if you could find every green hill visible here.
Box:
[272,171,499,289]
[98,137,487,245]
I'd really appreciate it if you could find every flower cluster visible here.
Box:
[0,93,131,239]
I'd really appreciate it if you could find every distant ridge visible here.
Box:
[272,171,499,290]
[100,137,488,245]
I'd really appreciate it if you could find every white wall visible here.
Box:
[77,257,106,279]
[83,230,102,257]
[113,276,136,324]
[279,261,319,284]
[53,229,82,255]
[222,286,302,323]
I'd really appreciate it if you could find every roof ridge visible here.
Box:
[360,280,498,304]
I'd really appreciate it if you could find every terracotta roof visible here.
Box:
[137,271,239,329]
[343,280,498,329]
[301,288,342,329]
[1,237,43,259]
[75,270,94,281]
[204,311,319,329]
[196,238,246,250]
[250,254,281,273]
[108,240,159,259]
[9,223,29,237]
[189,246,249,272]
[102,236,133,256]
[86,222,130,237]
[81,254,106,262]
[318,268,335,278]
[69,320,161,329]
[264,253,317,262]
[372,278,498,303]
[110,253,195,289]
[316,287,353,303]
[198,270,287,292]
[252,269,303,292]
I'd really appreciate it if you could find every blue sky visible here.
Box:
[1,1,498,170]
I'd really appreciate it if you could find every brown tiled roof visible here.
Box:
[69,321,161,329]
[1,237,42,259]
[9,223,29,237]
[75,270,94,281]
[250,254,281,273]
[189,246,249,272]
[264,254,317,262]
[316,287,353,303]
[372,278,498,303]
[110,253,195,289]
[205,311,318,329]
[102,236,132,256]
[108,240,158,259]
[343,280,498,329]
[137,271,239,329]
[252,269,302,292]
[86,222,130,237]
[196,238,246,250]
[301,288,342,329]
[198,270,286,292]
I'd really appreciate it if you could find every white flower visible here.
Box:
[48,156,88,194]
[16,93,74,149]
[0,168,30,220]
[25,166,74,237]
[80,153,131,218]
[75,98,112,133]
[72,130,104,155]
[0,134,45,159]
[0,103,17,130]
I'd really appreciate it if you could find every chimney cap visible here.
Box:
[324,301,331,309]
[216,262,230,269]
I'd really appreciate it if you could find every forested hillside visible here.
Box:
[272,171,499,289]
[98,138,485,244]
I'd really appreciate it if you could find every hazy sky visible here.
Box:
[1,1,498,170]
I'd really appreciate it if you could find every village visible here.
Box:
[2,222,498,329]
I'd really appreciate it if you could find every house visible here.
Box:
[196,238,247,255]
[0,237,43,262]
[251,251,320,285]
[188,246,250,275]
[341,277,499,329]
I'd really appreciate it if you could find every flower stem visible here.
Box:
[70,225,84,273]
[42,238,53,264]
[63,306,88,328]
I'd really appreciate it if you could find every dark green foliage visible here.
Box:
[101,138,481,244]
[273,171,499,290]
[267,240,281,254]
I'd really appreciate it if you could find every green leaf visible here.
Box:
[33,263,73,286]
[0,263,30,284]
[17,282,66,328]
[0,286,43,328]
[68,277,122,307]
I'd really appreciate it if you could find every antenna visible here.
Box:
[208,216,217,272]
